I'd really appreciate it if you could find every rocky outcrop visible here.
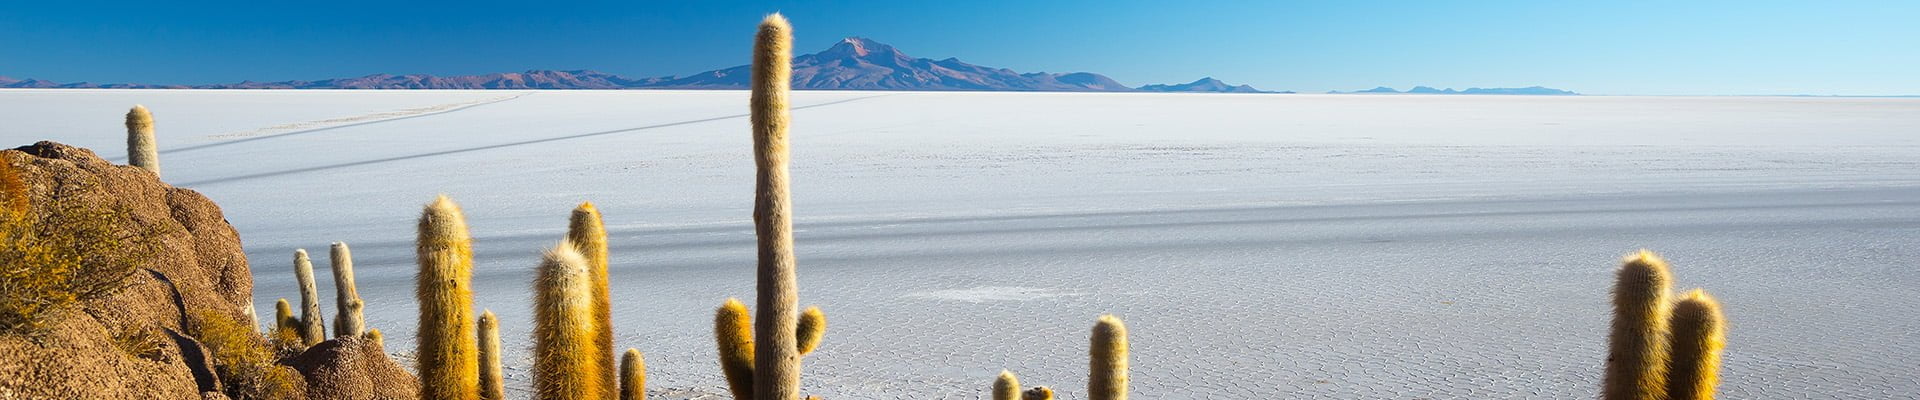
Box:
[0,141,414,399]
[287,335,417,400]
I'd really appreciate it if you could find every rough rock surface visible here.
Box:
[0,141,414,399]
[288,335,418,400]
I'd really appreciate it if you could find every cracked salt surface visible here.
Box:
[4,90,1918,398]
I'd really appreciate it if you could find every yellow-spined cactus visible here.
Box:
[1089,315,1129,400]
[274,298,296,332]
[1602,250,1673,400]
[293,249,326,345]
[714,298,756,400]
[533,242,604,400]
[796,306,826,355]
[569,202,616,398]
[331,241,366,337]
[417,195,479,400]
[993,370,1021,400]
[1022,387,1054,400]
[478,310,505,400]
[1664,289,1727,400]
[621,348,646,400]
[125,105,159,177]
[748,13,801,400]
[365,328,384,348]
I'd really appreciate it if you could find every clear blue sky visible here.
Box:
[3,0,1916,95]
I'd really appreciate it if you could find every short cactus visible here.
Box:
[293,249,325,345]
[714,298,756,400]
[533,242,603,400]
[1089,315,1129,400]
[331,242,366,337]
[1602,250,1673,400]
[416,195,479,400]
[125,105,159,177]
[1022,387,1054,400]
[365,328,384,348]
[1664,289,1727,400]
[620,348,646,400]
[993,370,1021,400]
[478,310,505,400]
[273,298,295,331]
[796,306,826,355]
[569,202,616,399]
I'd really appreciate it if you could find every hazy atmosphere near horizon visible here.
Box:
[2,2,1918,400]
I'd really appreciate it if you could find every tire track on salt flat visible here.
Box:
[178,93,896,187]
[126,91,534,159]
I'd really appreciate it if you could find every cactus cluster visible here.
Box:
[226,15,1742,400]
[1601,250,1728,400]
[711,298,828,400]
[992,316,1128,400]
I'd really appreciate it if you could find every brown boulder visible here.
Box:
[0,141,414,399]
[287,335,419,400]
[1,141,250,398]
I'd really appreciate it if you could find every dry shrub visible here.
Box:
[191,309,302,400]
[114,326,172,363]
[0,158,164,336]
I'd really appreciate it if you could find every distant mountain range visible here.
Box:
[0,37,1277,93]
[1330,86,1579,95]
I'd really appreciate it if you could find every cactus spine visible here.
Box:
[125,105,159,177]
[1602,250,1673,400]
[714,298,756,400]
[478,310,505,400]
[1089,315,1129,400]
[417,195,479,400]
[993,370,1021,400]
[293,249,326,345]
[533,242,603,400]
[1022,387,1054,400]
[1664,289,1726,400]
[620,348,646,400]
[748,13,801,400]
[569,202,616,399]
[331,242,366,337]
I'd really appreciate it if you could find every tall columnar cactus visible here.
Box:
[332,242,366,337]
[993,370,1021,400]
[748,13,801,400]
[125,105,159,177]
[1089,315,1129,400]
[1022,387,1055,400]
[417,195,479,400]
[293,249,326,345]
[478,310,505,400]
[1602,250,1673,400]
[569,202,616,398]
[533,242,603,400]
[1664,289,1726,400]
[620,348,647,400]
[714,298,756,400]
